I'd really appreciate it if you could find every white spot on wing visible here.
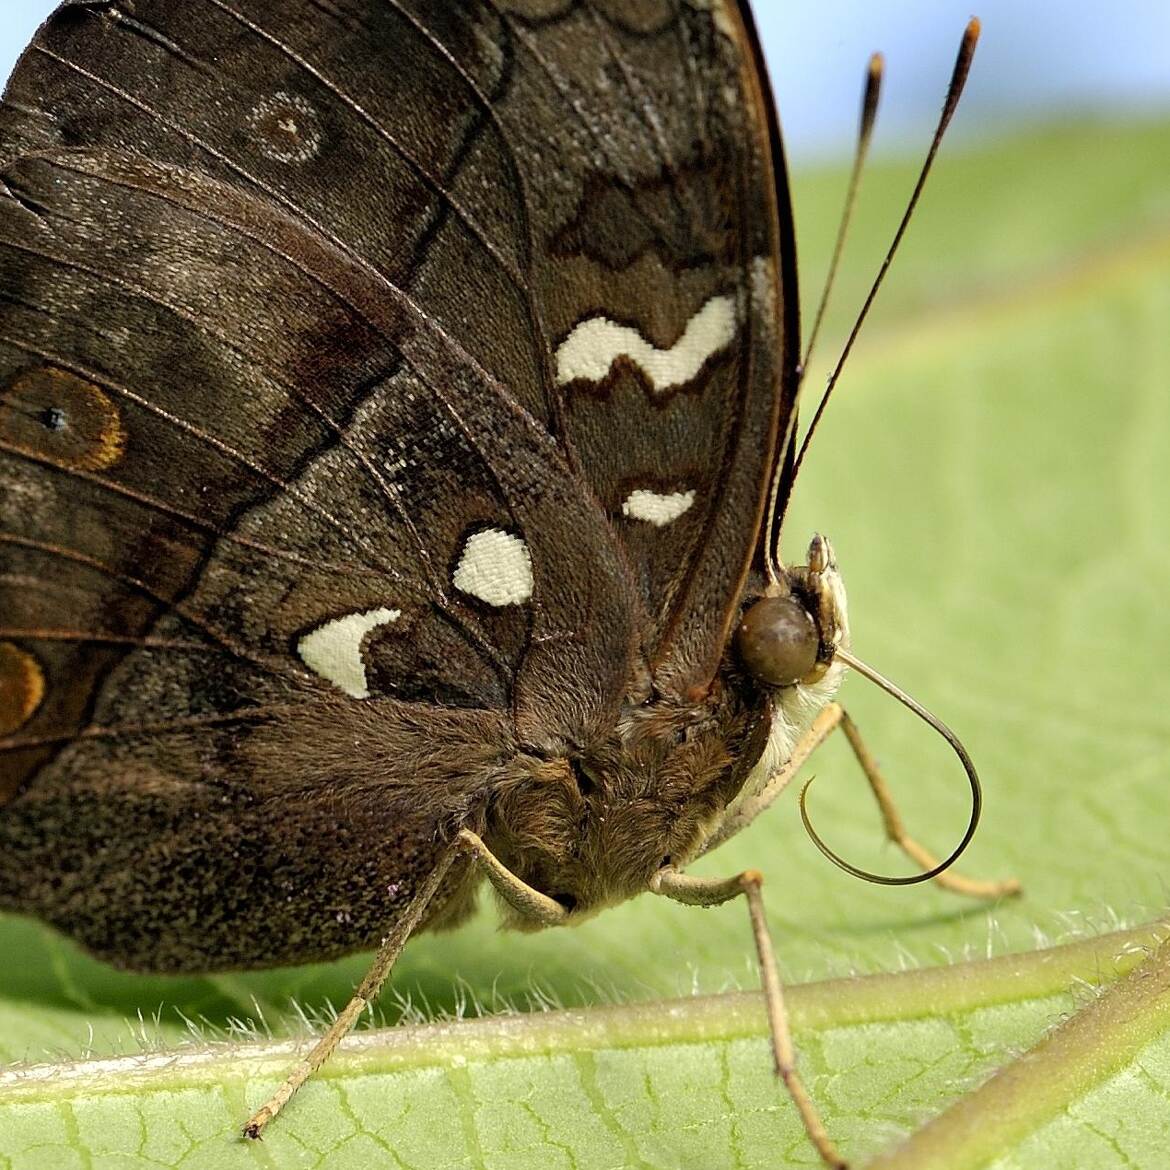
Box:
[751,255,777,324]
[622,489,696,527]
[247,92,323,163]
[555,295,737,392]
[453,530,533,606]
[298,607,401,699]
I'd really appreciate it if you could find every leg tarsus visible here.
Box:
[655,867,849,1168]
[243,845,459,1139]
[741,872,850,1169]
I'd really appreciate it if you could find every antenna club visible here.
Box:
[868,52,884,78]
[965,16,982,43]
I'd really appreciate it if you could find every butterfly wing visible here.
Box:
[498,1,800,693]
[2,0,798,697]
[0,1,795,969]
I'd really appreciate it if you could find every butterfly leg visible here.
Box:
[651,866,848,1170]
[700,703,842,855]
[243,844,460,1139]
[457,828,569,925]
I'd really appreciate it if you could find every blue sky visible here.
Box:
[1,1,1168,160]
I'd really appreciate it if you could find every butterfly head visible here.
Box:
[704,535,852,852]
[736,534,849,690]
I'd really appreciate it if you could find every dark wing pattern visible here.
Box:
[0,1,794,969]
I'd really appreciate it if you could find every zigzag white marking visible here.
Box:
[555,295,737,390]
[298,607,400,698]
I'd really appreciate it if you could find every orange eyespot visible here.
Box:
[0,642,45,736]
[734,595,819,688]
[0,366,126,471]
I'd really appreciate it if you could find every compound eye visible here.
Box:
[735,596,820,688]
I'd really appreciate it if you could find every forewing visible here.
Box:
[1,0,795,706]
[488,1,797,694]
[0,148,558,964]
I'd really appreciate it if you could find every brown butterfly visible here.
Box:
[0,2,1015,1164]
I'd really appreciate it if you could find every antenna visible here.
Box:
[764,52,885,587]
[789,19,981,494]
[802,52,884,377]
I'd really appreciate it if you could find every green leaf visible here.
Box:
[2,119,1169,1168]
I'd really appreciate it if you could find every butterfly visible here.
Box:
[0,3,1012,1164]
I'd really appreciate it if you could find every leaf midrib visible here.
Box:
[0,919,1161,1106]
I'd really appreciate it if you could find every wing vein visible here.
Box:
[0,254,451,600]
[32,49,546,435]
[582,2,700,242]
[204,0,529,290]
[0,702,311,754]
[484,0,679,247]
[0,439,387,581]
[0,533,307,682]
[0,316,405,584]
[378,0,568,438]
